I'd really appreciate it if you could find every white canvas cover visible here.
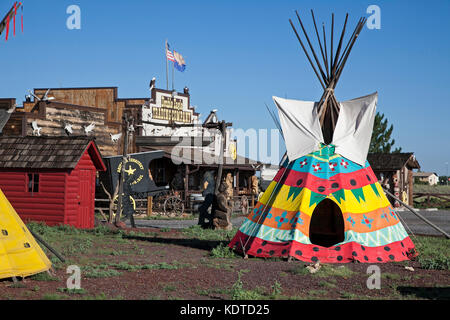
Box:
[274,92,378,166]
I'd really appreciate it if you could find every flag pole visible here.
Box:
[165,40,169,90]
[172,52,175,91]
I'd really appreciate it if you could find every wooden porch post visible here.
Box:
[184,164,189,203]
[235,169,240,196]
[147,196,153,216]
[408,168,414,206]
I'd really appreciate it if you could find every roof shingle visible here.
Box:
[367,153,420,171]
[0,136,98,169]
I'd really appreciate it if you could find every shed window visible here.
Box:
[28,173,40,194]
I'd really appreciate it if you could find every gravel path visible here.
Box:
[128,209,450,237]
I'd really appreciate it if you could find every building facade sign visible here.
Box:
[152,106,192,123]
[145,90,196,125]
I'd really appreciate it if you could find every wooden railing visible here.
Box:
[95,198,149,217]
[412,193,450,208]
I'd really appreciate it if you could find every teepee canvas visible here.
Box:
[229,11,416,263]
[0,189,51,279]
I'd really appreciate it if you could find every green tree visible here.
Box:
[438,176,449,185]
[369,112,402,153]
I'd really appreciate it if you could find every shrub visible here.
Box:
[230,270,265,300]
[418,255,450,270]
[210,243,236,258]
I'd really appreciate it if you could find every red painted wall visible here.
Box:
[65,151,97,229]
[0,170,66,226]
[0,146,100,229]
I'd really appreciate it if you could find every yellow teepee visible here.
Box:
[0,189,51,280]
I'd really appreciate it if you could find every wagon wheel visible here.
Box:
[240,195,249,215]
[164,196,184,217]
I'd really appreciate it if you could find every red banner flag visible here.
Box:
[13,2,16,37]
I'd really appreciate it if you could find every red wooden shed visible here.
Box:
[0,136,106,229]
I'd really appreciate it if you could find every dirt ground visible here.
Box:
[0,224,449,301]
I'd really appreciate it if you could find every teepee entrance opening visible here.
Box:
[309,199,345,247]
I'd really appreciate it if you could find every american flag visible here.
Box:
[166,45,175,62]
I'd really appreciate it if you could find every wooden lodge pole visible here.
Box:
[29,229,65,262]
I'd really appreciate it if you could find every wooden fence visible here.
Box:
[95,198,149,218]
[412,193,450,208]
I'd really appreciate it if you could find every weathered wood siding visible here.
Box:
[33,88,124,123]
[22,105,121,156]
[1,113,24,136]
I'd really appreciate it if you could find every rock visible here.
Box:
[306,262,321,274]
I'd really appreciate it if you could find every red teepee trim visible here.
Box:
[229,230,415,263]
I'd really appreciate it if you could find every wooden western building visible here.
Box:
[0,87,149,157]
[0,136,106,229]
[367,153,420,207]
[1,85,261,213]
[131,86,261,210]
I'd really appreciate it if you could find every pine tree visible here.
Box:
[369,112,402,153]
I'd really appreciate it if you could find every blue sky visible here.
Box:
[1,0,449,174]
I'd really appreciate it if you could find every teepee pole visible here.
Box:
[319,91,331,125]
[295,11,328,85]
[382,188,450,239]
[330,13,334,73]
[311,10,329,81]
[29,229,66,262]
[336,17,363,70]
[330,102,336,131]
[330,14,348,76]
[333,18,364,88]
[334,18,366,86]
[322,23,329,81]
[289,19,325,89]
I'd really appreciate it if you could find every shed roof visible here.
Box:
[0,136,106,170]
[413,172,438,178]
[367,152,420,171]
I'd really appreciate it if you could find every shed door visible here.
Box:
[79,170,94,228]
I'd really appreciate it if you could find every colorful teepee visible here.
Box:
[0,189,51,279]
[228,11,416,263]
